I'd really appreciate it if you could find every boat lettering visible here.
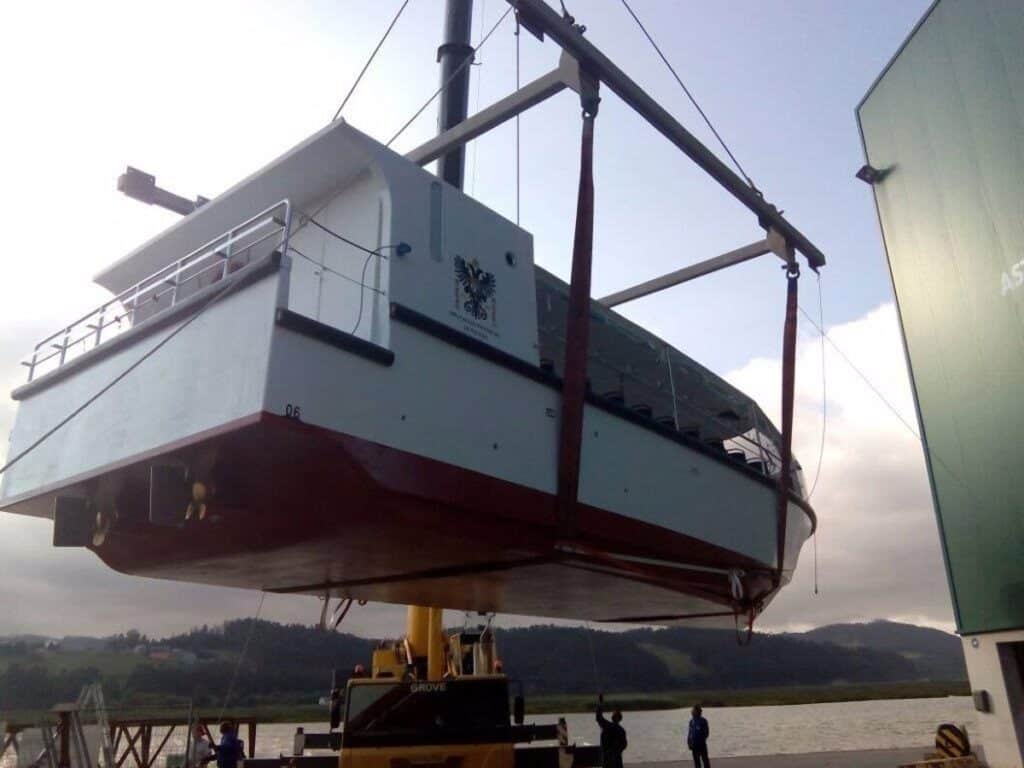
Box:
[410,682,447,693]
[448,310,500,342]
[1000,259,1024,296]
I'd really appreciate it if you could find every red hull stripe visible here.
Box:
[8,411,793,620]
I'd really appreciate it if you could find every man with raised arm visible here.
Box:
[595,694,627,768]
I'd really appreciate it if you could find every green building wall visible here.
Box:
[858,0,1024,635]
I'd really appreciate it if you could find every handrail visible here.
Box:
[22,200,291,382]
[541,324,803,493]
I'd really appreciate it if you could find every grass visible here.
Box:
[3,680,969,727]
[0,650,147,675]
[637,643,702,679]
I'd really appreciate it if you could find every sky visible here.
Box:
[0,0,948,640]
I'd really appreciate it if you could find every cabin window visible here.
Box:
[534,270,800,492]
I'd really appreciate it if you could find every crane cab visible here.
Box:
[341,676,515,768]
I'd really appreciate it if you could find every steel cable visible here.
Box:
[468,0,488,197]
[806,273,827,500]
[386,7,513,148]
[0,273,247,479]
[217,591,267,721]
[618,0,761,194]
[797,305,983,507]
[331,0,412,122]
[514,12,521,226]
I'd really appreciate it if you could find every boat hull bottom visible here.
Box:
[2,412,785,625]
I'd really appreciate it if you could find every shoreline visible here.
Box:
[0,681,969,725]
[525,680,968,714]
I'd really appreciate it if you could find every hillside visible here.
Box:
[0,620,967,712]
[795,620,966,680]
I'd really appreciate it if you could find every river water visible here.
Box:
[536,697,976,759]
[2,697,976,768]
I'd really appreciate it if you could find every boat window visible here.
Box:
[534,268,800,493]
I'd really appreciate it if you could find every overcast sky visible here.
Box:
[0,0,949,640]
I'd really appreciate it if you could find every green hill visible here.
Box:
[794,620,967,680]
[0,619,966,712]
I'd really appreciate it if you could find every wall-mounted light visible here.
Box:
[972,689,991,713]
[856,164,891,185]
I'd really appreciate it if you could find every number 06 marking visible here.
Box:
[285,404,302,420]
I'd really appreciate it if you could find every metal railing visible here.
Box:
[22,201,291,382]
[538,326,804,496]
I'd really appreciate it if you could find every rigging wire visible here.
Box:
[806,274,827,500]
[617,0,761,194]
[806,276,826,596]
[217,591,266,720]
[514,13,521,226]
[0,273,246,479]
[468,0,488,198]
[583,622,601,694]
[287,245,386,295]
[304,216,392,261]
[331,0,412,122]
[386,7,513,148]
[350,249,378,337]
[796,305,983,507]
[293,214,411,337]
[0,214,392,480]
[812,522,819,596]
[797,306,920,440]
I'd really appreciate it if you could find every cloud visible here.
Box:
[726,302,955,632]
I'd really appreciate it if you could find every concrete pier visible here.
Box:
[633,746,984,768]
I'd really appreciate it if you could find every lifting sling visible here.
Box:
[555,100,598,538]
[774,263,800,588]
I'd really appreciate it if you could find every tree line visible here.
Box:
[0,619,962,712]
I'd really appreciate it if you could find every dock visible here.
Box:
[632,746,986,768]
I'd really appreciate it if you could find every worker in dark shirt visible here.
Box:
[595,695,627,768]
[686,705,710,768]
[214,722,245,768]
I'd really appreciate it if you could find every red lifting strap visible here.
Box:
[774,263,800,586]
[556,112,597,537]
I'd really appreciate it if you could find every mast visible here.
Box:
[436,0,475,189]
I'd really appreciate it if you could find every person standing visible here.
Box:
[687,705,710,768]
[595,695,627,768]
[188,725,213,768]
[214,723,245,768]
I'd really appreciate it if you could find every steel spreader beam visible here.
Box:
[507,0,826,270]
[407,52,584,168]
[599,239,771,307]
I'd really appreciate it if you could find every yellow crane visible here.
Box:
[316,605,597,768]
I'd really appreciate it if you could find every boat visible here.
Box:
[0,0,821,628]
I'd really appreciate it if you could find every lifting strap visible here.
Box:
[774,262,800,587]
[556,106,598,537]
